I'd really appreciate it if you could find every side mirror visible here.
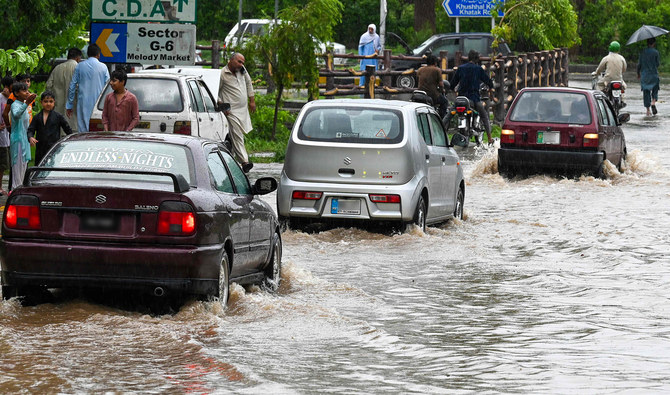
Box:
[450,132,469,148]
[618,112,630,124]
[253,177,278,195]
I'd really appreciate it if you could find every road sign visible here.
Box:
[91,0,197,23]
[442,0,504,17]
[91,22,196,65]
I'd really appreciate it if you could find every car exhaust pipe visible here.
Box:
[153,287,165,297]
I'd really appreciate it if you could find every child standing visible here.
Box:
[9,81,37,190]
[102,69,139,131]
[28,91,73,165]
[0,76,13,194]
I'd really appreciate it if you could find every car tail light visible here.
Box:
[157,201,196,235]
[5,195,41,230]
[501,129,515,144]
[611,82,622,90]
[89,119,104,132]
[583,133,599,148]
[292,191,322,200]
[369,194,400,203]
[174,121,192,135]
[456,106,466,113]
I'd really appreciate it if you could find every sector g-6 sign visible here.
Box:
[91,0,197,23]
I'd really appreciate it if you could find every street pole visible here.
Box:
[380,0,387,49]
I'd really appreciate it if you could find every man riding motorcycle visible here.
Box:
[593,41,627,92]
[417,55,449,118]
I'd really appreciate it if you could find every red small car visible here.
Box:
[498,87,629,178]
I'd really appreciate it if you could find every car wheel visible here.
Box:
[594,162,605,179]
[413,195,427,232]
[453,187,464,220]
[1,285,17,300]
[396,75,416,89]
[263,231,282,292]
[217,253,230,307]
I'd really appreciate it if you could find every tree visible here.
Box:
[0,45,46,76]
[414,0,436,34]
[248,0,343,139]
[492,0,580,51]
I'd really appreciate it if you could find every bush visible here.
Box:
[247,93,296,162]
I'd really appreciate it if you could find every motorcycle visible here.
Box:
[591,72,626,116]
[446,85,489,147]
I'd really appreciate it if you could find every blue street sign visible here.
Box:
[442,0,504,18]
[91,23,128,63]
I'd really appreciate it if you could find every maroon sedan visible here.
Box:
[0,132,281,307]
[498,87,629,178]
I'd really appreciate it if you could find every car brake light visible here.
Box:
[456,106,466,113]
[5,195,41,230]
[611,82,622,90]
[157,201,196,235]
[501,129,515,144]
[174,121,191,135]
[292,191,322,200]
[369,194,400,203]
[583,133,599,148]
[89,119,104,132]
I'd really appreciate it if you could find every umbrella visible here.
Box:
[626,24,669,45]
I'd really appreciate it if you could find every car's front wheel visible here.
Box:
[263,231,282,292]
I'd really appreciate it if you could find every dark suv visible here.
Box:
[390,32,512,88]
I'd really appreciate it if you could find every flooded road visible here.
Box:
[2,78,670,393]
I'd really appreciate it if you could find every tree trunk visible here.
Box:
[272,83,284,140]
[414,0,436,33]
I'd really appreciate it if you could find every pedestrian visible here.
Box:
[66,43,110,132]
[358,24,381,87]
[46,47,82,133]
[2,74,35,130]
[9,81,37,190]
[0,76,13,194]
[444,50,494,145]
[102,69,139,131]
[417,55,449,118]
[637,37,660,116]
[217,52,256,173]
[27,90,74,165]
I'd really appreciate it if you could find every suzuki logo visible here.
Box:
[95,195,107,204]
[343,157,351,165]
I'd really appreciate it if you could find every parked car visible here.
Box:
[0,132,281,306]
[277,99,465,232]
[390,32,512,88]
[498,87,630,178]
[89,73,231,148]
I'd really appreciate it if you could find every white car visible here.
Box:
[89,72,230,146]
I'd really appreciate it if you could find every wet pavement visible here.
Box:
[1,76,670,393]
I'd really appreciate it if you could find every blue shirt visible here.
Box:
[66,57,109,132]
[449,62,493,102]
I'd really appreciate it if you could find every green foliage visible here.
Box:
[247,93,296,161]
[492,0,580,51]
[0,45,46,76]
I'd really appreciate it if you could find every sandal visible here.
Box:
[651,104,657,115]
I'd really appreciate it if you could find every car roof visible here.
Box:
[301,98,430,111]
[431,32,495,38]
[517,86,597,96]
[136,68,221,97]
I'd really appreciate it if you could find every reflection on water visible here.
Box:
[3,79,670,392]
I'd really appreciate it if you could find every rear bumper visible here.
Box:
[498,147,603,173]
[0,239,222,296]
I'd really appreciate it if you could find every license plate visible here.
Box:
[136,121,151,129]
[612,90,621,98]
[458,118,466,128]
[331,198,361,215]
[537,130,560,144]
[80,212,119,232]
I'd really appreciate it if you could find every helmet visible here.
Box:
[609,41,620,52]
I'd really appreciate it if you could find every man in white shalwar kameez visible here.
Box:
[66,44,109,133]
[218,52,256,173]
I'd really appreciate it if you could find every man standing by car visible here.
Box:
[46,47,82,133]
[444,50,494,144]
[417,55,449,118]
[66,44,110,133]
[217,52,256,173]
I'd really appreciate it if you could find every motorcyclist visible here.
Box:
[593,41,627,92]
[417,54,449,118]
[443,50,494,145]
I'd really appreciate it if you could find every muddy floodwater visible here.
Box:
[2,78,670,393]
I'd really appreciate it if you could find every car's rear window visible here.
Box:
[298,107,403,144]
[32,140,194,190]
[509,91,592,125]
[97,78,183,112]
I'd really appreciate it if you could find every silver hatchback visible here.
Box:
[277,99,465,231]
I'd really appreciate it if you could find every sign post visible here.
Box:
[441,0,504,17]
[91,0,197,23]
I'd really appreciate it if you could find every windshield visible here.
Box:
[32,140,194,190]
[412,36,435,55]
[509,91,592,125]
[97,78,183,112]
[298,107,403,144]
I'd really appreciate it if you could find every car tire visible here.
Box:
[1,285,17,300]
[396,75,416,89]
[413,195,427,232]
[453,187,464,220]
[263,231,282,292]
[216,252,230,307]
[594,162,605,179]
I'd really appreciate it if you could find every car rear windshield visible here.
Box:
[298,107,403,144]
[97,78,183,112]
[31,140,194,190]
[509,91,592,125]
